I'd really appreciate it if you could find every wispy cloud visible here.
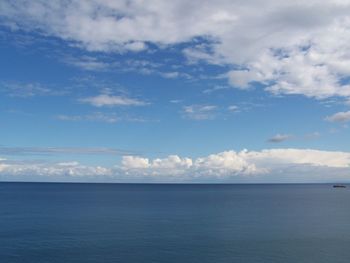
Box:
[325,111,350,123]
[183,105,217,120]
[0,146,135,156]
[80,94,148,107]
[305,132,321,139]
[1,81,66,97]
[267,134,293,143]
[170,99,183,104]
[64,56,110,71]
[203,85,230,94]
[159,71,192,79]
[57,112,119,123]
[64,54,194,81]
[56,112,150,123]
[227,105,240,113]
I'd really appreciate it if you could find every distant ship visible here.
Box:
[333,185,346,188]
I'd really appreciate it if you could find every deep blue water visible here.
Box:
[1,183,350,263]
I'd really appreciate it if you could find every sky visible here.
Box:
[1,0,350,183]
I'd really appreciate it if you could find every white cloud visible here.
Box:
[121,155,193,176]
[121,156,150,169]
[183,105,217,120]
[64,56,110,71]
[228,70,258,90]
[192,151,259,177]
[80,94,147,107]
[57,112,151,123]
[57,112,119,123]
[0,161,112,178]
[227,105,239,112]
[170,99,182,104]
[57,161,80,166]
[2,1,350,100]
[203,85,230,94]
[120,149,350,180]
[1,149,350,182]
[325,111,350,122]
[268,134,294,143]
[124,41,147,52]
[122,154,257,177]
[0,158,9,173]
[159,72,180,79]
[245,148,350,168]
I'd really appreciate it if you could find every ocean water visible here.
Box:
[1,183,350,263]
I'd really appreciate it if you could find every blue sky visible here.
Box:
[1,0,350,182]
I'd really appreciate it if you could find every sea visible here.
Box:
[0,182,350,263]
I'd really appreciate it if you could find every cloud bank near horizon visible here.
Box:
[1,148,350,183]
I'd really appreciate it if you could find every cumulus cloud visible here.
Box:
[325,111,350,122]
[121,149,350,175]
[122,155,193,176]
[1,148,350,182]
[268,134,294,143]
[120,149,350,181]
[121,156,150,169]
[2,1,350,100]
[80,94,148,107]
[192,151,259,177]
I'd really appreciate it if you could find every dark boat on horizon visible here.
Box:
[333,185,346,188]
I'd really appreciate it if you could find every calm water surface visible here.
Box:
[1,183,350,263]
